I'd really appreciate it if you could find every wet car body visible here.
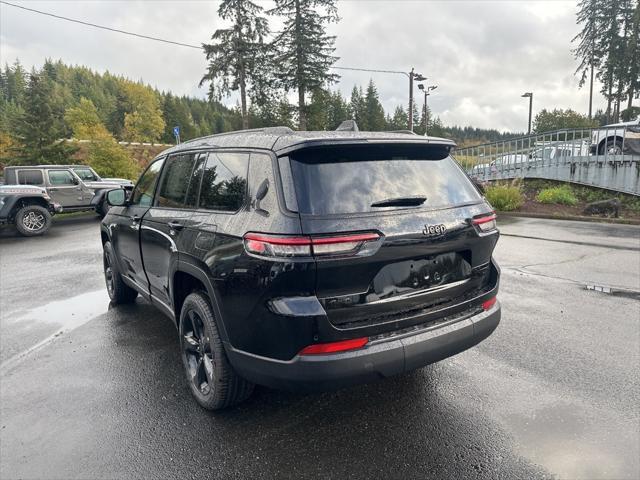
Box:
[101,126,501,406]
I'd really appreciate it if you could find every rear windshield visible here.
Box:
[286,145,481,215]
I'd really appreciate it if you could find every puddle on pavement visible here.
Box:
[450,352,639,479]
[504,402,638,479]
[8,289,111,330]
[1,290,111,371]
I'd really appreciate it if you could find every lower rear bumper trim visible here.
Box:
[225,302,501,391]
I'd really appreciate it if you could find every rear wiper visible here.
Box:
[370,196,427,208]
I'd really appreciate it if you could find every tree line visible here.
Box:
[0,58,522,177]
[573,0,639,122]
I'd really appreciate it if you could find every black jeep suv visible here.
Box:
[101,125,501,410]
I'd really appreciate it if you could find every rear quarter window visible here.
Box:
[17,170,44,186]
[287,145,481,215]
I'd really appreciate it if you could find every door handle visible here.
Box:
[130,215,141,222]
[168,221,185,231]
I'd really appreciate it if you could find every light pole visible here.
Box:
[409,68,427,132]
[522,92,533,134]
[419,84,438,136]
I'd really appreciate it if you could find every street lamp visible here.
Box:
[409,68,427,132]
[522,92,533,135]
[418,84,438,136]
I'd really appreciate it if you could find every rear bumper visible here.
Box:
[226,301,500,391]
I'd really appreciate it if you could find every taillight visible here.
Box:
[243,232,382,259]
[299,337,368,355]
[472,212,497,233]
[482,296,497,311]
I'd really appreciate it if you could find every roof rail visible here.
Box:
[389,130,418,135]
[263,126,295,135]
[336,120,359,132]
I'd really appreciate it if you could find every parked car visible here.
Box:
[101,124,501,410]
[3,165,133,217]
[0,184,61,236]
[590,117,640,155]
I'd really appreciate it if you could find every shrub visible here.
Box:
[485,183,524,211]
[536,186,578,205]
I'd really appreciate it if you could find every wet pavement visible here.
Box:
[0,214,638,479]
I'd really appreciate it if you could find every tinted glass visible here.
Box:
[184,153,207,208]
[17,170,43,185]
[131,158,165,206]
[73,168,99,181]
[156,154,198,208]
[48,170,76,186]
[289,146,481,215]
[199,152,248,211]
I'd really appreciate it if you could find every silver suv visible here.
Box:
[3,165,133,217]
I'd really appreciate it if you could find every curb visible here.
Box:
[496,211,640,226]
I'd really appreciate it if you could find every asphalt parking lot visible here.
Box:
[0,214,638,479]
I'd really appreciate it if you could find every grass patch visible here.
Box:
[536,185,578,206]
[485,182,524,211]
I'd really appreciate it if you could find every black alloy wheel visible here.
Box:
[182,308,216,396]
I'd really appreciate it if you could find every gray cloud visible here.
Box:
[1,0,631,132]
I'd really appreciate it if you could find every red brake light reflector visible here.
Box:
[482,296,497,311]
[299,337,369,355]
[472,213,497,232]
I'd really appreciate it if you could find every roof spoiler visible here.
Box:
[336,120,359,132]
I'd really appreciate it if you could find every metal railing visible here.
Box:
[454,126,640,196]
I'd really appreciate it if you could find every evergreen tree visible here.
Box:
[623,2,639,112]
[3,60,27,105]
[573,0,604,117]
[15,69,76,164]
[349,86,367,130]
[201,0,269,129]
[307,88,330,130]
[363,79,385,131]
[269,0,340,130]
[326,90,349,129]
[386,106,408,131]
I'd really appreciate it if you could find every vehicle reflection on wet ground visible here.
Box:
[0,214,638,479]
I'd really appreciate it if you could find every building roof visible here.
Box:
[162,127,456,157]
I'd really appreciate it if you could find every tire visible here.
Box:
[179,291,254,410]
[14,205,51,236]
[598,138,623,155]
[103,241,138,304]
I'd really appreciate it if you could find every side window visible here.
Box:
[48,170,77,186]
[17,170,43,186]
[199,152,249,212]
[130,158,165,207]
[156,154,198,208]
[73,168,99,181]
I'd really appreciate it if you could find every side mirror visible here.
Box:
[106,188,127,206]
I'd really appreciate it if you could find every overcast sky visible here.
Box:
[1,0,633,132]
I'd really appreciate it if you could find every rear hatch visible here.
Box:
[281,143,499,333]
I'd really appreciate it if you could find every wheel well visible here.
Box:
[598,136,624,149]
[173,271,207,324]
[9,197,49,220]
